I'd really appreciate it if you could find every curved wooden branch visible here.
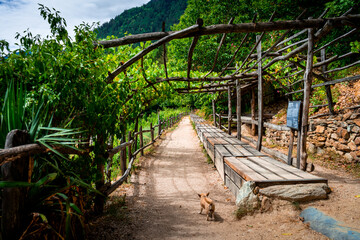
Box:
[96,15,360,49]
[107,23,202,82]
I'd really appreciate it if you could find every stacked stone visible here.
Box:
[265,110,360,163]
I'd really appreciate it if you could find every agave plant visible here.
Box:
[0,79,97,239]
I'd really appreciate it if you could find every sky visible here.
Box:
[0,0,150,49]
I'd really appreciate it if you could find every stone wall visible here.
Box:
[265,111,360,162]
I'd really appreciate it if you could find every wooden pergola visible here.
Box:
[95,9,360,171]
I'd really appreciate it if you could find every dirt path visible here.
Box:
[89,116,343,239]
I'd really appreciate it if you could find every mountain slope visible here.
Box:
[96,0,187,39]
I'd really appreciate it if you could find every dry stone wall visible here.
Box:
[265,111,360,162]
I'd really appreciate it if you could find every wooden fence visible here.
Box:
[105,112,187,195]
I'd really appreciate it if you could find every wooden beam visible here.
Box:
[96,15,360,48]
[256,35,263,151]
[205,17,234,78]
[155,73,258,84]
[299,28,314,171]
[286,74,360,95]
[187,37,199,79]
[107,22,202,82]
[219,14,257,76]
[234,12,276,76]
[162,21,169,80]
[314,28,358,53]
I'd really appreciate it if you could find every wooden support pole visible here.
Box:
[150,123,154,142]
[251,88,256,136]
[162,21,169,79]
[228,86,232,135]
[1,130,30,240]
[120,134,127,175]
[139,126,144,156]
[256,35,264,151]
[134,117,139,152]
[158,113,161,137]
[128,131,132,164]
[212,99,216,127]
[287,129,295,165]
[300,28,315,171]
[321,48,335,115]
[236,79,242,140]
[219,113,222,130]
[296,108,303,169]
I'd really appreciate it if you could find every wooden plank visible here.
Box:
[224,144,245,157]
[223,137,247,145]
[225,175,240,197]
[215,145,233,157]
[249,157,302,180]
[207,137,228,146]
[214,151,225,181]
[243,145,267,156]
[225,157,267,181]
[233,145,253,156]
[239,157,284,180]
[257,156,325,180]
[225,163,244,189]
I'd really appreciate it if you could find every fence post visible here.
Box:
[299,28,314,171]
[212,99,216,127]
[236,79,242,140]
[228,86,232,135]
[256,34,264,151]
[128,131,132,164]
[150,122,154,142]
[158,113,161,137]
[139,126,144,156]
[120,134,126,175]
[219,113,222,130]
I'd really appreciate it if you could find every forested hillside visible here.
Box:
[96,0,187,39]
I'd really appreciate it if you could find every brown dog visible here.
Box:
[198,192,215,221]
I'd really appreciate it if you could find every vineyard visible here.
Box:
[1,1,360,239]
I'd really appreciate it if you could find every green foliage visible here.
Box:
[96,0,187,39]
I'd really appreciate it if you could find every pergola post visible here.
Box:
[321,48,335,115]
[299,28,314,171]
[228,86,232,135]
[212,98,216,127]
[236,80,242,140]
[251,88,256,136]
[256,35,263,151]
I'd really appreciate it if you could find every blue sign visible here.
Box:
[286,101,301,130]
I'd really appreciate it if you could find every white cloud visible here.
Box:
[0,0,150,49]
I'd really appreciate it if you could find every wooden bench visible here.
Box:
[190,114,328,197]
